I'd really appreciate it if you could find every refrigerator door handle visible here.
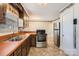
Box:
[62,34,64,37]
[73,18,77,48]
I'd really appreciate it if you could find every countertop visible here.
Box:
[0,33,36,56]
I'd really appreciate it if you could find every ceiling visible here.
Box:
[22,3,68,21]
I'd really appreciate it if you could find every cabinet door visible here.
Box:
[23,14,29,28]
[21,40,27,56]
[21,46,27,56]
[62,6,74,49]
[26,38,30,55]
[0,4,5,23]
[31,35,36,47]
[13,46,22,56]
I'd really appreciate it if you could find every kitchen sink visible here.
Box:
[9,36,22,41]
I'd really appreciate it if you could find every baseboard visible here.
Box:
[75,49,79,56]
[60,48,77,56]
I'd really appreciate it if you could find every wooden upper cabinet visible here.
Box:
[6,4,19,17]
[0,3,6,24]
[0,3,19,24]
[0,3,28,26]
[23,12,29,28]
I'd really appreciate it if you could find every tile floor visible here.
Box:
[28,38,67,56]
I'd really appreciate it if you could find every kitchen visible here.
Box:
[0,3,38,56]
[0,3,79,56]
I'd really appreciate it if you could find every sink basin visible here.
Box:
[9,36,22,41]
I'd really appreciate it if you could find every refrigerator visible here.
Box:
[53,22,60,47]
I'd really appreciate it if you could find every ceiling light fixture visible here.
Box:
[41,3,47,6]
[39,3,48,7]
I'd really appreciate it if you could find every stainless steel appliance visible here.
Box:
[36,30,47,47]
[53,22,60,47]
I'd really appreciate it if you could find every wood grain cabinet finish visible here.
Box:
[0,4,6,24]
[13,46,22,56]
[9,37,31,56]
[23,12,29,28]
[26,37,31,55]
[0,3,29,29]
[6,4,19,17]
[0,3,19,24]
[30,35,36,47]
[21,39,28,56]
[9,46,21,56]
[9,53,14,56]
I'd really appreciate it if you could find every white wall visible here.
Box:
[23,21,53,39]
[58,4,79,55]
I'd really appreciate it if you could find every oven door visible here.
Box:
[36,34,46,42]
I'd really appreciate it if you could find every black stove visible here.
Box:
[36,30,46,42]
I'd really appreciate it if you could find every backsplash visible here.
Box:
[0,18,18,36]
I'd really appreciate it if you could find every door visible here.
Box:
[62,7,74,49]
[74,4,79,55]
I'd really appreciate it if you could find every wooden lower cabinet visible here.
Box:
[30,35,36,47]
[21,45,27,56]
[21,38,30,56]
[9,46,21,56]
[9,53,14,56]
[9,34,36,56]
[9,38,30,56]
[14,46,22,56]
